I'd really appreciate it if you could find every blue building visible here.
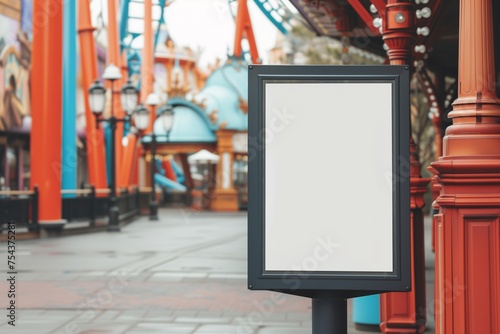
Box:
[144,57,249,211]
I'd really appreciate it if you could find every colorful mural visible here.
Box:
[0,0,32,132]
[21,0,33,38]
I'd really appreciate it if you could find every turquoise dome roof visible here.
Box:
[195,60,248,131]
[205,61,248,101]
[195,85,247,131]
[143,100,216,143]
[142,59,249,144]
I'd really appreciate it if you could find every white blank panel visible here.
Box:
[264,82,393,272]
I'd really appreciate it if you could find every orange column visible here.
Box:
[163,159,178,182]
[77,0,107,189]
[166,60,173,91]
[119,133,137,187]
[182,61,191,89]
[210,131,238,211]
[131,146,141,186]
[141,0,155,133]
[430,0,500,331]
[121,53,129,80]
[107,0,124,188]
[30,0,65,226]
[379,0,429,333]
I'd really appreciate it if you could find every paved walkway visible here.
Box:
[0,208,435,333]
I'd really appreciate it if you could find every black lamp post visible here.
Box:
[88,64,144,232]
[148,104,175,220]
[145,93,160,220]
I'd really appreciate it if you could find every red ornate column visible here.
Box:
[379,0,429,332]
[333,6,355,65]
[430,0,500,331]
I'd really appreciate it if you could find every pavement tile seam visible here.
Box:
[111,236,244,277]
[49,313,137,334]
[174,316,233,324]
[0,211,435,334]
[132,233,246,273]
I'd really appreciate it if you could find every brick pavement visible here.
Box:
[0,208,435,333]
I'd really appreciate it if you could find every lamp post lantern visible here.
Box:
[148,104,175,220]
[121,80,139,114]
[89,64,143,231]
[133,104,150,132]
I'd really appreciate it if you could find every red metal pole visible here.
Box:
[233,0,260,64]
[131,146,141,187]
[142,0,155,133]
[118,52,136,189]
[30,0,65,225]
[430,0,500,331]
[379,0,429,332]
[163,158,178,183]
[77,0,108,190]
[233,0,245,58]
[120,133,137,187]
[107,0,124,189]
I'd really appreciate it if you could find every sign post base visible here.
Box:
[312,298,347,334]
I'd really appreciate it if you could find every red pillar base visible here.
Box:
[39,219,67,237]
[39,219,67,226]
[210,189,239,212]
[431,134,500,333]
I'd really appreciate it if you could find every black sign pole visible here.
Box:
[312,298,347,334]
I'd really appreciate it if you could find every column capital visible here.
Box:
[382,0,416,65]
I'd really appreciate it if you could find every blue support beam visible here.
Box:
[154,0,167,48]
[62,0,77,196]
[252,0,288,34]
[105,123,112,186]
[121,0,167,75]
[120,0,131,52]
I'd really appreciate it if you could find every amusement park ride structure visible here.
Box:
[74,0,306,213]
[0,0,304,205]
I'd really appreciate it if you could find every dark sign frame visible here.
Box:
[248,65,411,299]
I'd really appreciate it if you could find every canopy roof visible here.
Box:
[187,149,220,163]
[289,0,500,79]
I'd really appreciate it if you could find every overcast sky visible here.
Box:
[91,0,283,67]
[164,0,280,67]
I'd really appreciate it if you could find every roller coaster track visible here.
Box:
[228,0,305,35]
[97,0,307,73]
[119,0,168,51]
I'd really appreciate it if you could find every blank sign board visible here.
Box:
[248,66,411,298]
[265,82,393,272]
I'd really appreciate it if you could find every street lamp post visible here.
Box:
[145,93,160,220]
[148,104,175,220]
[88,64,144,232]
